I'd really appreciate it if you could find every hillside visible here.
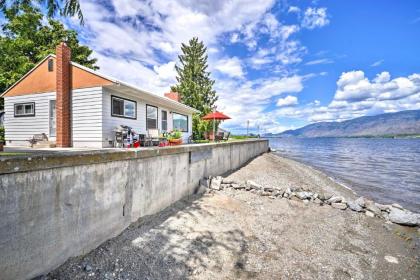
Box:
[270,110,420,138]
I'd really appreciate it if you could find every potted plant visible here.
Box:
[0,126,4,152]
[168,129,183,145]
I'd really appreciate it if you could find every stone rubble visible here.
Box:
[204,176,420,227]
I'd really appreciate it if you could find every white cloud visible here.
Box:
[277,95,298,107]
[302,7,330,29]
[370,59,384,67]
[275,71,420,123]
[288,6,301,14]
[305,58,333,65]
[214,57,244,78]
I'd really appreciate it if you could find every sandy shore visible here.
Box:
[48,153,420,280]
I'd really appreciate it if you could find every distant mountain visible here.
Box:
[268,110,420,138]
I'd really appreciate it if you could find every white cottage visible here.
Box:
[1,43,199,148]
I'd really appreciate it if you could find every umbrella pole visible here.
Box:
[213,116,215,142]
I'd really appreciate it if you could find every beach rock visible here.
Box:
[331,202,347,210]
[272,189,283,197]
[391,203,404,210]
[326,196,342,204]
[313,198,323,205]
[375,203,391,212]
[348,201,364,212]
[318,192,333,201]
[263,186,274,192]
[260,191,271,196]
[296,191,313,200]
[246,180,263,190]
[232,183,246,190]
[222,178,238,184]
[365,210,375,218]
[355,197,366,208]
[283,193,289,198]
[221,183,231,189]
[210,177,222,190]
[312,193,319,199]
[384,256,399,264]
[388,207,420,226]
[365,201,381,216]
[290,186,302,192]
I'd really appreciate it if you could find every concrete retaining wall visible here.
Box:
[0,140,268,280]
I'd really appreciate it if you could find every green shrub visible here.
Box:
[0,126,4,143]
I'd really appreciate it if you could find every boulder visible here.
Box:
[354,197,366,208]
[365,210,375,218]
[246,180,263,190]
[348,201,364,212]
[365,201,381,216]
[318,192,333,201]
[232,183,246,190]
[326,196,342,204]
[222,178,238,184]
[263,186,275,192]
[331,202,347,210]
[313,198,323,205]
[221,183,231,189]
[210,177,222,191]
[391,203,404,210]
[290,186,302,192]
[375,203,391,212]
[296,191,313,200]
[260,191,271,196]
[389,207,420,226]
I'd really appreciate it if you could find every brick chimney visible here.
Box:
[164,92,180,102]
[56,42,72,147]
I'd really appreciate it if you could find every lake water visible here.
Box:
[267,137,420,212]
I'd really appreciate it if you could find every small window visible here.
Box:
[14,102,35,117]
[146,105,158,129]
[161,110,168,131]
[111,96,136,119]
[173,113,188,132]
[48,59,54,72]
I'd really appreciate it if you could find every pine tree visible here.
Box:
[171,37,218,138]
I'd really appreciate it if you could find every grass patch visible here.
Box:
[0,152,29,156]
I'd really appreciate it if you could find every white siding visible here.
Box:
[4,92,56,146]
[102,88,192,147]
[72,87,103,148]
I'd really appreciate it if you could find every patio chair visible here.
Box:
[223,132,230,141]
[215,131,224,142]
[146,129,165,146]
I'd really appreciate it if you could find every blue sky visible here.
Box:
[64,0,420,134]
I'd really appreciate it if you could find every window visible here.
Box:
[161,110,168,131]
[111,96,136,119]
[14,102,35,117]
[48,59,54,72]
[172,113,188,132]
[146,105,158,129]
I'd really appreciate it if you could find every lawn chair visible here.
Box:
[215,131,224,142]
[223,131,230,141]
[146,129,165,146]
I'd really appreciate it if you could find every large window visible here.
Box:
[146,105,158,129]
[161,110,168,131]
[111,96,136,119]
[172,113,188,132]
[14,102,35,117]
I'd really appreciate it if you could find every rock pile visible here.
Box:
[201,176,420,227]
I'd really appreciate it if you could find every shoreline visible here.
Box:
[271,149,419,212]
[50,152,420,279]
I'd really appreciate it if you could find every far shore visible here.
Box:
[49,153,420,280]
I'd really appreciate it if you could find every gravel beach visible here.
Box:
[47,153,420,280]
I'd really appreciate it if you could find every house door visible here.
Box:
[49,100,56,137]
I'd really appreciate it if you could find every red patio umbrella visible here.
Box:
[202,111,231,141]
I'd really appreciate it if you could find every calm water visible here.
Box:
[267,137,420,212]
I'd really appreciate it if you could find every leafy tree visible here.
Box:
[0,0,84,23]
[171,37,218,139]
[0,5,97,110]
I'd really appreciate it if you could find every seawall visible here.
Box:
[0,139,269,280]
